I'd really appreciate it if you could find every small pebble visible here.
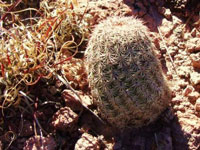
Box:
[183,85,194,96]
[195,98,200,112]
[75,133,100,150]
[190,72,200,86]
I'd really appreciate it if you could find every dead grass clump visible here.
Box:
[0,0,90,113]
[0,1,91,149]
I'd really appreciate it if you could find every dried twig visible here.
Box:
[19,91,48,135]
[4,131,16,150]
[154,133,159,148]
[47,67,105,125]
[157,27,178,75]
[150,8,178,75]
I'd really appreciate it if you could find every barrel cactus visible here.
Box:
[85,16,171,128]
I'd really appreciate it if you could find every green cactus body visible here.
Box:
[85,16,171,128]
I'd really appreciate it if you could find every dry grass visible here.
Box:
[0,0,91,140]
[0,1,92,148]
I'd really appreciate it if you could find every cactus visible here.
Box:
[85,16,171,128]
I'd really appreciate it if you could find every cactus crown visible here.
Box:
[85,16,171,128]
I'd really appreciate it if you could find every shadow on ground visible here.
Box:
[82,107,189,150]
[113,108,189,150]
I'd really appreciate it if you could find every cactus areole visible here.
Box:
[85,16,171,128]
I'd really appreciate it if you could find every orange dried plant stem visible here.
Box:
[1,63,5,77]
[0,0,22,22]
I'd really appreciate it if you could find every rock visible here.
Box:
[164,8,172,20]
[174,104,186,112]
[172,15,182,27]
[183,101,191,108]
[170,79,184,92]
[195,98,200,112]
[171,96,182,105]
[183,85,194,96]
[19,120,34,137]
[0,141,2,150]
[168,46,178,56]
[79,94,93,107]
[158,7,165,14]
[158,7,172,20]
[180,118,197,133]
[74,133,100,150]
[190,53,200,69]
[177,79,188,88]
[177,115,200,150]
[78,0,133,26]
[168,34,177,45]
[173,24,184,39]
[187,38,200,53]
[160,18,173,38]
[62,58,88,91]
[177,42,185,49]
[62,90,82,111]
[23,136,56,150]
[190,72,200,86]
[171,119,189,150]
[154,49,162,59]
[188,92,200,103]
[183,33,191,40]
[51,107,78,132]
[197,30,200,37]
[152,34,161,49]
[166,0,188,10]
[177,66,190,78]
[191,28,197,37]
[62,89,93,111]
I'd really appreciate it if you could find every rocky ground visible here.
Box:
[0,0,200,149]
